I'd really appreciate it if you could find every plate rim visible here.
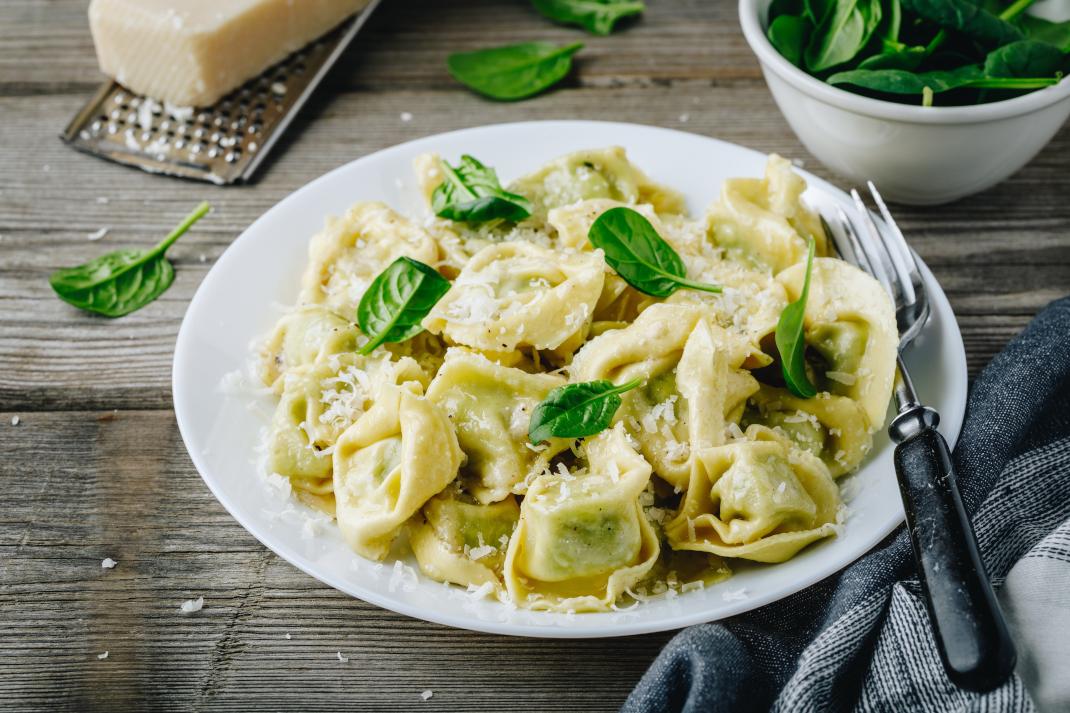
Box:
[172,120,968,638]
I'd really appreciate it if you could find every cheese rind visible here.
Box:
[88,0,371,107]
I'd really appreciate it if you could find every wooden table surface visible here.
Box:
[2,1,1068,710]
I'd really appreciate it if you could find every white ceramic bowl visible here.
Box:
[739,0,1070,205]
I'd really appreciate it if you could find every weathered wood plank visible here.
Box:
[0,410,672,712]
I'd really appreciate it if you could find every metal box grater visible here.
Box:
[61,0,381,185]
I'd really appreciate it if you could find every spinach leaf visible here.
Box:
[857,45,928,71]
[768,15,813,67]
[983,39,1064,78]
[356,257,451,355]
[528,378,641,444]
[898,0,1024,48]
[1018,15,1070,52]
[49,201,210,318]
[432,155,533,223]
[775,238,817,399]
[447,41,584,101]
[531,0,645,36]
[804,0,883,73]
[587,206,721,297]
[828,64,1058,93]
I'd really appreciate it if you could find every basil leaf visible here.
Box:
[49,201,211,318]
[768,15,813,67]
[531,0,645,36]
[898,0,1023,48]
[528,378,641,444]
[447,41,584,101]
[356,257,451,355]
[431,155,533,223]
[828,64,1059,93]
[776,238,817,399]
[587,206,721,297]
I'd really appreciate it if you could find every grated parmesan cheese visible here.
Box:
[825,370,857,385]
[421,690,433,701]
[101,557,118,569]
[179,597,204,613]
[97,651,109,660]
[336,652,349,663]
[87,227,109,241]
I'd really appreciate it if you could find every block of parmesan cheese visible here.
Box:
[88,0,371,107]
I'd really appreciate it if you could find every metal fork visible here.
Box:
[823,184,1017,692]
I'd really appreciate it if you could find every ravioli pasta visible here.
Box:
[252,148,897,612]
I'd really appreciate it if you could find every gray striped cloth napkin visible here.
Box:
[623,296,1070,713]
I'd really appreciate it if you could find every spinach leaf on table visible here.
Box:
[587,206,721,297]
[531,0,645,36]
[356,257,451,355]
[49,202,211,318]
[528,378,641,443]
[432,155,533,223]
[447,41,583,101]
[898,0,1024,48]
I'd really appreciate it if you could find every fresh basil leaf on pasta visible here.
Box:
[529,378,641,444]
[49,201,211,318]
[587,206,721,297]
[432,155,533,223]
[447,41,584,101]
[776,237,818,399]
[356,257,451,355]
[531,0,645,36]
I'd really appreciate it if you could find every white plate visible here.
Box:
[173,121,967,638]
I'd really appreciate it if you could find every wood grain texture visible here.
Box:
[1,0,1068,710]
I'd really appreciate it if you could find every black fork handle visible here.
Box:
[894,426,1017,691]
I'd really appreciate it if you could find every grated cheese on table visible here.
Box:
[420,690,433,701]
[179,597,204,613]
[101,557,118,569]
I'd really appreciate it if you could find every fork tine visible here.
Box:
[867,182,919,307]
[836,206,874,274]
[846,191,900,303]
[821,213,856,264]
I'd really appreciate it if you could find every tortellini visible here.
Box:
[511,147,687,222]
[426,349,569,503]
[300,201,439,316]
[776,258,897,430]
[254,149,900,611]
[548,199,663,252]
[423,241,605,357]
[571,304,761,489]
[741,385,872,478]
[665,429,842,563]
[265,353,425,485]
[707,154,829,273]
[503,425,660,611]
[259,305,361,391]
[411,489,520,593]
[333,383,463,560]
